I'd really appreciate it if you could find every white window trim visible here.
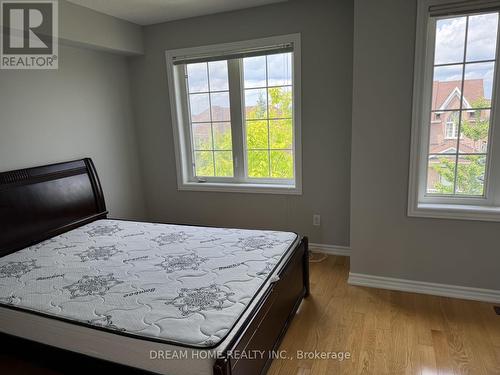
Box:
[165,34,302,195]
[408,0,500,221]
[437,87,472,112]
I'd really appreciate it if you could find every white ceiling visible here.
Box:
[67,0,288,26]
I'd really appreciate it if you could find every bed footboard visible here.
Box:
[213,236,309,375]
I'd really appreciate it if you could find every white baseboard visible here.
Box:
[348,272,500,304]
[309,243,351,257]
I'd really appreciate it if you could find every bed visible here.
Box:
[0,158,309,375]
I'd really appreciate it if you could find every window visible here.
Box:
[165,35,301,194]
[409,1,500,221]
[445,112,459,139]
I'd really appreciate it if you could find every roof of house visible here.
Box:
[430,142,476,154]
[432,79,484,110]
[192,106,231,123]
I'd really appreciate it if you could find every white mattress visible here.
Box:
[0,220,298,350]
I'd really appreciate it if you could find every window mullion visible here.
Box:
[227,59,245,181]
[452,16,469,195]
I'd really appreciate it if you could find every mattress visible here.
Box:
[0,219,298,351]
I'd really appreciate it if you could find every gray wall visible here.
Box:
[129,0,353,245]
[60,0,144,55]
[0,45,146,220]
[351,0,500,290]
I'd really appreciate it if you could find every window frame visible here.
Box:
[408,0,500,221]
[165,34,302,195]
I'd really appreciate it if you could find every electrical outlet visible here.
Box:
[313,214,321,226]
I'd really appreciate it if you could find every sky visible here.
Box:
[186,53,292,117]
[434,12,499,100]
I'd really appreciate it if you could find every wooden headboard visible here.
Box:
[0,158,107,257]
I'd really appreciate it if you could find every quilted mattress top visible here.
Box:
[0,219,297,348]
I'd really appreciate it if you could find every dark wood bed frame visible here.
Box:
[0,158,309,375]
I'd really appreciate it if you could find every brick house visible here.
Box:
[427,79,489,192]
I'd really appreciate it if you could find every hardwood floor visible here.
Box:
[267,255,500,375]
[1,255,499,374]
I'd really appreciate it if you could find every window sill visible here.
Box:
[178,181,302,195]
[408,202,500,222]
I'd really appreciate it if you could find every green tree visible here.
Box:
[193,86,293,178]
[433,155,485,195]
[246,87,293,178]
[461,97,489,143]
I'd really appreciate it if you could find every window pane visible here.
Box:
[464,62,495,103]
[268,86,292,118]
[245,88,267,119]
[247,151,270,178]
[187,63,208,93]
[432,65,463,111]
[466,13,499,62]
[208,60,229,91]
[456,155,486,195]
[269,119,293,149]
[190,93,211,122]
[211,92,231,121]
[214,151,233,177]
[195,151,214,177]
[459,109,490,153]
[426,155,456,194]
[243,53,295,180]
[243,56,266,88]
[213,122,232,150]
[267,53,292,86]
[246,120,268,149]
[270,150,293,178]
[434,17,466,65]
[192,123,212,150]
